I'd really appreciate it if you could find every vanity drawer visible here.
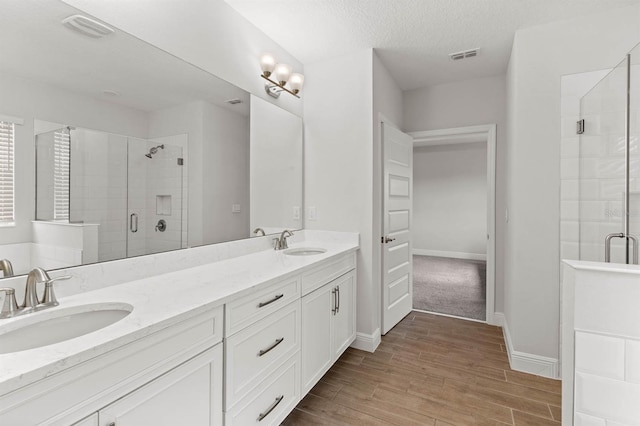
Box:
[225,300,300,410]
[225,353,299,426]
[301,252,356,296]
[225,276,300,335]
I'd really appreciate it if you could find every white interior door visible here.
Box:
[381,122,413,335]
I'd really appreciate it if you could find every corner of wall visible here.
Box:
[351,328,381,353]
[502,314,559,379]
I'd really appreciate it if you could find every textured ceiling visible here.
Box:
[225,0,640,90]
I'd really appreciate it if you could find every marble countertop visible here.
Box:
[0,234,358,396]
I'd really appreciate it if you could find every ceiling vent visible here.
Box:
[449,48,480,61]
[62,15,114,39]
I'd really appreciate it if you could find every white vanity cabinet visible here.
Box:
[223,276,302,426]
[0,246,360,426]
[98,344,223,426]
[0,306,224,426]
[300,255,356,395]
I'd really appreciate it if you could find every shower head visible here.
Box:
[145,144,164,159]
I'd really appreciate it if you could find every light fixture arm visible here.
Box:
[261,75,300,98]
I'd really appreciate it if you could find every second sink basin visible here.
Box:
[283,247,327,256]
[0,303,133,354]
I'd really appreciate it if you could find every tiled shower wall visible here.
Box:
[70,129,128,262]
[562,266,640,425]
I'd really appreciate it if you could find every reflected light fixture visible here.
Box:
[260,53,304,99]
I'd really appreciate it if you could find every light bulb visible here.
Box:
[289,73,304,94]
[260,53,276,77]
[274,63,292,86]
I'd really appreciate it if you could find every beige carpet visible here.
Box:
[413,255,486,321]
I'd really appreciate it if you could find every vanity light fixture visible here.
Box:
[260,53,304,99]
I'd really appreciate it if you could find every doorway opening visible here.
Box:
[410,125,496,323]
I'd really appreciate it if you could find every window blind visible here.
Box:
[54,128,70,221]
[0,121,14,223]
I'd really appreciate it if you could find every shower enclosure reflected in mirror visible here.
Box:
[35,124,186,264]
[0,0,303,278]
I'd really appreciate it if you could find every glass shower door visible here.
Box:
[627,45,640,264]
[578,57,630,263]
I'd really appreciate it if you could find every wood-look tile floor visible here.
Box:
[283,311,561,425]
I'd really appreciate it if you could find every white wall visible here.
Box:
[505,5,640,372]
[250,96,303,235]
[304,49,376,341]
[61,0,303,117]
[403,75,506,312]
[413,142,487,259]
[202,101,250,244]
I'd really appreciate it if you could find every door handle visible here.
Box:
[130,213,138,233]
[383,236,395,243]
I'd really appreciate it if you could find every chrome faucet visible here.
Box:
[0,259,13,277]
[253,227,266,237]
[0,267,71,319]
[274,230,294,250]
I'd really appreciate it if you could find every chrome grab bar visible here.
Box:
[130,213,138,233]
[604,233,638,264]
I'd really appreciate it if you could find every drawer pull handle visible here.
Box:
[258,337,284,356]
[331,287,337,315]
[258,294,284,308]
[336,285,340,314]
[257,395,284,421]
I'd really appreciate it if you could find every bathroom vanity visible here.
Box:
[0,232,358,425]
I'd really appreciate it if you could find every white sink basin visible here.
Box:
[283,247,327,256]
[0,303,133,354]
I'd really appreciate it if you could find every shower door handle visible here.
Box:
[604,233,624,262]
[604,232,638,264]
[130,213,138,233]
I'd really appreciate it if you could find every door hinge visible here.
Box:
[576,119,585,135]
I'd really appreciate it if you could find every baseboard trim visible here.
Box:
[350,328,381,353]
[502,316,559,379]
[490,312,504,327]
[413,249,487,261]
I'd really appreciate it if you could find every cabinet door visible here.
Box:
[301,283,333,395]
[99,344,223,426]
[332,271,356,359]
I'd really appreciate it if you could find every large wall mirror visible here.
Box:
[0,0,303,279]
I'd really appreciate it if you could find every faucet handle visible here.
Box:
[41,275,71,307]
[0,288,19,318]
